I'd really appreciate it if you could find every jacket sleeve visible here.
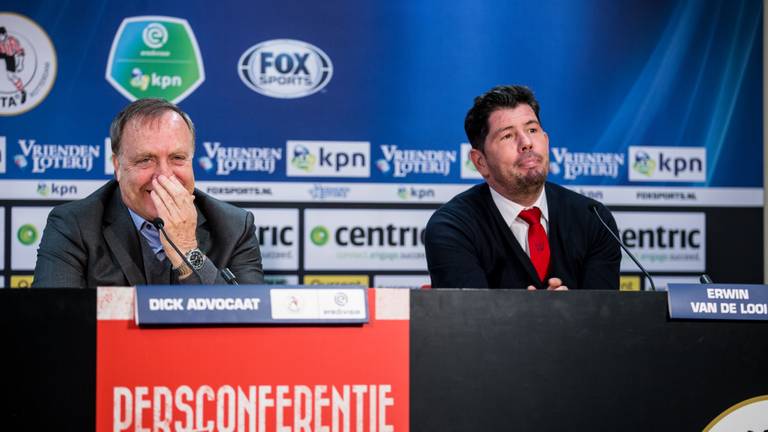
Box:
[425,209,490,288]
[32,208,88,288]
[186,210,264,285]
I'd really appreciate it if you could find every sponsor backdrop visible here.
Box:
[0,1,763,288]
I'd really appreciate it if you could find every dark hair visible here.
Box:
[464,85,541,152]
[109,98,195,155]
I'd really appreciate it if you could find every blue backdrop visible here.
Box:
[0,0,763,288]
[1,0,762,186]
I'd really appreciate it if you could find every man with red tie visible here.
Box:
[425,85,620,290]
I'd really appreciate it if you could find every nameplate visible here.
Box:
[135,285,369,325]
[667,283,768,320]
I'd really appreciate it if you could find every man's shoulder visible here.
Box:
[545,181,614,232]
[432,183,490,218]
[545,181,603,211]
[48,180,118,219]
[428,183,493,233]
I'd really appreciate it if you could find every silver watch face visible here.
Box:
[186,249,205,270]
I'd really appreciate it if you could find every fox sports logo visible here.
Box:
[238,39,333,99]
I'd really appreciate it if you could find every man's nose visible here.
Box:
[518,130,533,151]
[156,159,173,177]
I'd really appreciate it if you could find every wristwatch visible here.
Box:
[175,248,206,278]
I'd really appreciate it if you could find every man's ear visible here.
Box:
[469,148,489,178]
[112,154,120,182]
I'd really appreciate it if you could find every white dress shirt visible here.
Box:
[489,186,549,257]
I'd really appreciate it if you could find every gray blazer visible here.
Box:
[32,180,264,288]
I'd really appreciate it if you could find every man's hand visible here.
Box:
[527,277,569,291]
[150,175,197,268]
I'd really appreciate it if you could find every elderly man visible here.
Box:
[425,85,620,290]
[33,98,263,287]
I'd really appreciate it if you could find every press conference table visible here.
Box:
[4,288,767,430]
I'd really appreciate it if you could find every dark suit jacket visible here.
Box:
[425,182,620,289]
[32,180,264,288]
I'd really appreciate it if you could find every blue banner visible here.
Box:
[1,0,762,188]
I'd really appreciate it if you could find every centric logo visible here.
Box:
[310,226,329,246]
[17,224,38,245]
[142,23,168,48]
[238,39,333,99]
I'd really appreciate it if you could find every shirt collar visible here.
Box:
[127,207,149,232]
[489,184,549,227]
[127,208,165,256]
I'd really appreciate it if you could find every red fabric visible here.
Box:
[519,207,550,282]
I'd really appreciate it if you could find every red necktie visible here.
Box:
[518,207,550,282]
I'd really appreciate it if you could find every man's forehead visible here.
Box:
[126,111,186,130]
[488,105,538,127]
[120,112,194,154]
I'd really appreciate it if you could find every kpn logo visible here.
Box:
[286,140,370,177]
[291,144,317,172]
[632,150,656,176]
[106,16,205,103]
[628,146,706,182]
[238,39,333,99]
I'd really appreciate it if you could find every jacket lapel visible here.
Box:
[103,188,146,286]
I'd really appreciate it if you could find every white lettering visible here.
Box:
[740,303,768,314]
[691,302,717,313]
[135,386,151,432]
[258,385,274,432]
[114,387,133,431]
[216,385,236,432]
[110,384,396,431]
[706,288,750,300]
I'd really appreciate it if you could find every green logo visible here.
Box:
[310,226,329,246]
[106,16,205,103]
[36,183,49,196]
[397,187,409,200]
[17,224,38,245]
[292,153,316,172]
[633,151,656,177]
[291,144,316,172]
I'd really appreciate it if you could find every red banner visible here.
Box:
[96,288,409,431]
